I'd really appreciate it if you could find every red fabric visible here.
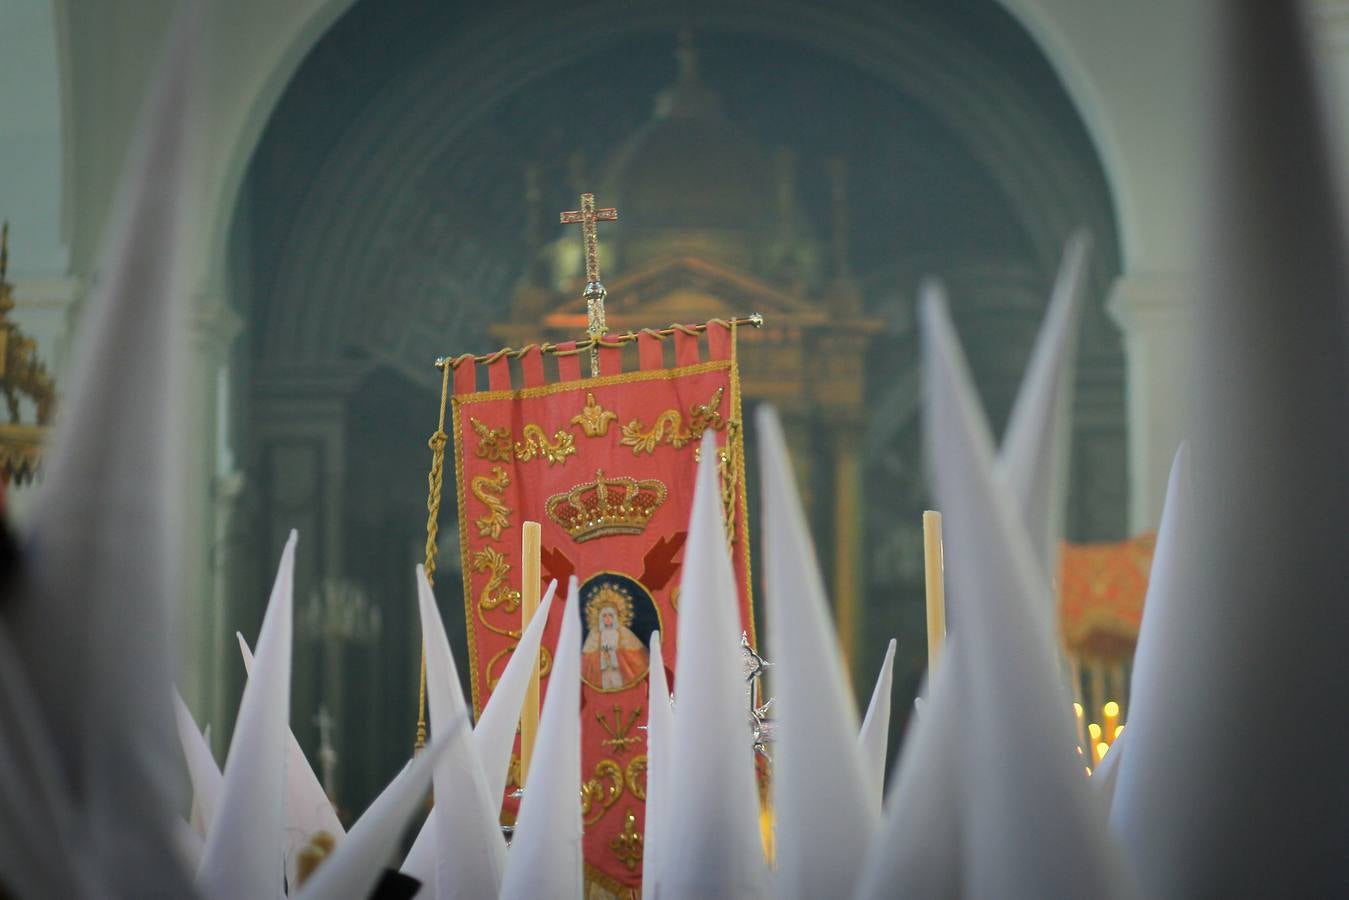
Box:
[638,333,664,371]
[451,354,753,892]
[520,347,546,388]
[1058,532,1155,658]
[674,329,701,367]
[453,358,477,396]
[487,356,512,392]
[555,342,581,383]
[707,322,733,361]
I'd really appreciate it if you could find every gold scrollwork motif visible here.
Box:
[471,465,512,539]
[471,417,576,465]
[610,809,644,872]
[471,547,523,640]
[619,386,726,455]
[571,392,618,437]
[471,418,514,462]
[581,759,625,826]
[514,424,576,464]
[625,755,647,801]
[485,644,552,692]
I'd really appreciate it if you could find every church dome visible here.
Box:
[598,36,780,272]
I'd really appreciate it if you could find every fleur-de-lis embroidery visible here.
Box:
[571,392,618,438]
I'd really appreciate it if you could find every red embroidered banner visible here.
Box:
[449,322,754,895]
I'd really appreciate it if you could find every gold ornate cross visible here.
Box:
[560,193,619,376]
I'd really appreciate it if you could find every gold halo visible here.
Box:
[585,583,636,632]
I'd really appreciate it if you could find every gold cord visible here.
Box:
[416,361,453,752]
[433,314,764,370]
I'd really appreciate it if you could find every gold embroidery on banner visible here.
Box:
[450,354,750,724]
[619,386,726,455]
[546,470,668,543]
[470,417,575,466]
[514,423,576,464]
[571,392,618,437]
[470,418,514,462]
[610,809,644,872]
[625,755,648,801]
[485,644,552,692]
[471,547,523,640]
[581,759,625,826]
[596,705,643,756]
[471,465,512,539]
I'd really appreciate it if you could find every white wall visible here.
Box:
[0,0,65,276]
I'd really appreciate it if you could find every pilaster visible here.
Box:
[181,296,244,726]
[1107,272,1195,532]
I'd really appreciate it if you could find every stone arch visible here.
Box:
[244,0,1120,368]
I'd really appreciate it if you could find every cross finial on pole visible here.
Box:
[560,193,619,376]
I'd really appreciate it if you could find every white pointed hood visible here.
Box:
[858,637,898,817]
[236,632,346,887]
[853,642,964,900]
[198,531,297,899]
[758,405,874,898]
[173,691,223,841]
[473,577,558,802]
[1,5,205,894]
[415,564,507,899]
[294,721,465,900]
[402,578,556,882]
[996,232,1090,590]
[657,432,769,899]
[1108,446,1193,861]
[0,622,89,896]
[641,630,674,899]
[1091,727,1125,815]
[922,285,1129,898]
[499,576,583,899]
[1112,4,1349,893]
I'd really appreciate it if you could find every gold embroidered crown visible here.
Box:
[546,469,668,543]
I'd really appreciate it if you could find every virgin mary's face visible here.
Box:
[601,608,616,628]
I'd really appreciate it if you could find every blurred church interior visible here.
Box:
[4,0,1345,818]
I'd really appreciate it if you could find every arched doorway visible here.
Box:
[226,0,1121,814]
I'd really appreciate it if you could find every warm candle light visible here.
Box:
[1088,722,1102,743]
[1095,741,1110,763]
[1114,724,1125,741]
[519,521,542,787]
[922,511,946,676]
[1103,700,1120,743]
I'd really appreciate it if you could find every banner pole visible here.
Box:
[519,521,542,786]
[923,510,946,677]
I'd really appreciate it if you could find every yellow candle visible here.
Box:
[519,521,542,787]
[1103,700,1120,744]
[1095,741,1110,764]
[922,511,946,677]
